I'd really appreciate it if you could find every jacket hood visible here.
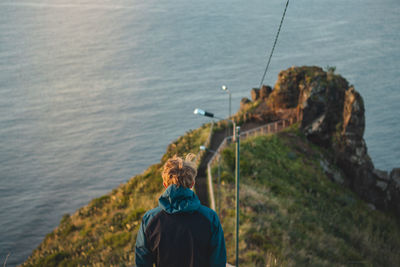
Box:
[158,184,200,214]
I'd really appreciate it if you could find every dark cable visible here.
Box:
[259,0,290,89]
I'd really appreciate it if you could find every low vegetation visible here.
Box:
[213,125,400,266]
[22,125,211,267]
[22,118,400,266]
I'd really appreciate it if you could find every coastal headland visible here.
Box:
[22,66,400,266]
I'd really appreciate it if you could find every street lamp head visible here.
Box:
[193,108,206,116]
[221,85,228,91]
[199,145,217,154]
[194,108,215,118]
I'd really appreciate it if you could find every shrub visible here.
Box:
[36,252,71,267]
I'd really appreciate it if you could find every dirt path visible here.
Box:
[195,121,266,206]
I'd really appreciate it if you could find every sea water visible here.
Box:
[0,0,399,265]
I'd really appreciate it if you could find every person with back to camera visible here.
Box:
[135,154,227,267]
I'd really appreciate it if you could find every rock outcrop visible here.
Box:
[244,66,400,218]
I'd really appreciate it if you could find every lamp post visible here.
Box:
[221,85,231,119]
[194,108,240,266]
[221,85,232,137]
[200,146,221,216]
[235,126,240,267]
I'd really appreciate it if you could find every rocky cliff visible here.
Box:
[241,66,400,218]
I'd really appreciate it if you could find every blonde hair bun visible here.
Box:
[162,154,197,188]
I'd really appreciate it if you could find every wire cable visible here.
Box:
[259,0,290,89]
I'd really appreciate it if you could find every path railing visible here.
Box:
[206,116,300,211]
[192,121,215,207]
[195,121,214,167]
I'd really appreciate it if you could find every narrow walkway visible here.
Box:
[195,117,299,207]
[195,129,227,206]
[194,121,266,206]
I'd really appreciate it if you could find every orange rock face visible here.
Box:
[243,66,399,218]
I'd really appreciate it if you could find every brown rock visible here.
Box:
[258,65,400,218]
[240,97,251,110]
[388,168,400,217]
[251,88,260,102]
[374,169,390,182]
[260,85,272,99]
[390,168,400,182]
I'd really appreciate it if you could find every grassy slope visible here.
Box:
[214,125,400,266]
[22,120,400,266]
[22,124,211,267]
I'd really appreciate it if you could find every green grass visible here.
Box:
[22,124,213,267]
[22,115,400,266]
[214,128,400,266]
[161,123,212,163]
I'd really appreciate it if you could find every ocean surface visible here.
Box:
[0,0,399,265]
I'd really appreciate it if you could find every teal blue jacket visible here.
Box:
[135,185,226,267]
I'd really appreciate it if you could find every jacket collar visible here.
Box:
[158,184,200,214]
